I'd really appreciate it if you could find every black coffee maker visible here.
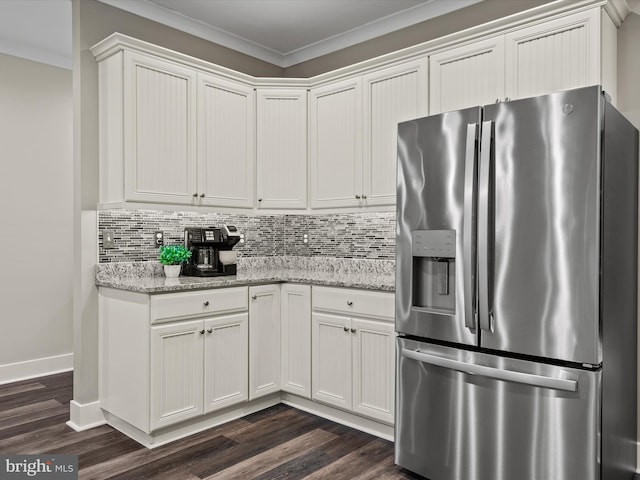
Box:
[183,225,240,276]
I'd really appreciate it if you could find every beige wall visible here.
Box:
[284,0,558,77]
[0,53,73,380]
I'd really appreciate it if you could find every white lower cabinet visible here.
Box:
[100,286,249,436]
[100,283,394,446]
[150,319,204,430]
[249,285,281,399]
[204,313,249,412]
[311,286,396,424]
[150,313,248,430]
[280,284,312,398]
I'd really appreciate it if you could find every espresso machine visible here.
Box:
[183,225,241,276]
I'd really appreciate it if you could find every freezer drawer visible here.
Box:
[395,338,601,480]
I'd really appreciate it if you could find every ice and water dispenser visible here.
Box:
[412,230,456,315]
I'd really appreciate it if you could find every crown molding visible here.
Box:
[97,0,481,68]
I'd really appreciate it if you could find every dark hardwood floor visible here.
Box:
[0,372,421,479]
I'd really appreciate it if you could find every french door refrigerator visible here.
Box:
[395,86,638,480]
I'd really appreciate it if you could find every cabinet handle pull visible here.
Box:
[343,327,349,332]
[258,198,263,202]
[193,193,198,197]
[199,329,205,335]
[207,328,213,334]
[350,328,356,333]
[200,193,205,198]
[347,301,353,306]
[252,295,257,300]
[362,194,367,199]
[203,301,210,306]
[355,195,361,199]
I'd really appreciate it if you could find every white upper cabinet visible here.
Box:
[256,89,307,209]
[123,51,198,204]
[197,73,255,208]
[362,59,428,206]
[429,36,505,114]
[504,9,603,101]
[309,77,363,209]
[429,7,616,114]
[310,58,428,208]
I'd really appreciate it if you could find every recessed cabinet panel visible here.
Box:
[249,285,281,400]
[505,9,600,101]
[204,313,248,412]
[429,36,505,114]
[198,74,255,208]
[309,78,363,208]
[363,59,428,205]
[351,318,395,424]
[312,313,352,409]
[281,284,311,397]
[124,51,197,204]
[150,320,204,430]
[256,89,307,209]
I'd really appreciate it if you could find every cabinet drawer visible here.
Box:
[312,286,394,321]
[151,287,248,323]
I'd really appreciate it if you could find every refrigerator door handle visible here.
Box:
[401,348,578,392]
[478,120,494,332]
[463,123,478,330]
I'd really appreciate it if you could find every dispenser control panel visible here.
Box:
[412,230,456,258]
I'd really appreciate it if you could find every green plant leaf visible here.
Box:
[158,244,192,265]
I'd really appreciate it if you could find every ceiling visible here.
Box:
[99,0,481,67]
[0,0,481,70]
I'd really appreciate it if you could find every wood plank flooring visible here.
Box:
[0,372,422,479]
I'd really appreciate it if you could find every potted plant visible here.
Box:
[158,245,192,278]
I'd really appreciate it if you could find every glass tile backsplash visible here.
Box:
[98,209,395,262]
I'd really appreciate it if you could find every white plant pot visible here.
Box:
[163,264,181,278]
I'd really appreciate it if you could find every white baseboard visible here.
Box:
[67,399,106,431]
[0,353,73,385]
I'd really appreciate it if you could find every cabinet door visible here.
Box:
[312,312,352,409]
[280,284,311,398]
[123,51,197,204]
[429,36,505,114]
[505,9,600,101]
[197,73,255,208]
[351,318,395,424]
[256,89,307,209]
[309,77,363,208]
[204,313,248,413]
[249,285,281,399]
[150,319,203,430]
[363,59,428,206]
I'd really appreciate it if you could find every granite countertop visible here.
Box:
[95,257,395,294]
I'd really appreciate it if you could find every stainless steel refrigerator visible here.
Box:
[395,86,638,480]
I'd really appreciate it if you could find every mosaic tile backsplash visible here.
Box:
[98,209,396,263]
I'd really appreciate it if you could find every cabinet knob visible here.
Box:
[347,301,353,306]
[362,194,367,199]
[355,195,361,199]
[199,329,205,335]
[200,193,205,198]
[258,198,263,202]
[252,295,257,300]
[350,328,356,333]
[207,328,213,334]
[193,193,198,197]
[203,301,210,306]
[343,327,349,332]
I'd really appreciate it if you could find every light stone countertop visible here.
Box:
[95,256,395,294]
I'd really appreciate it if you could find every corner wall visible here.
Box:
[0,53,73,383]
